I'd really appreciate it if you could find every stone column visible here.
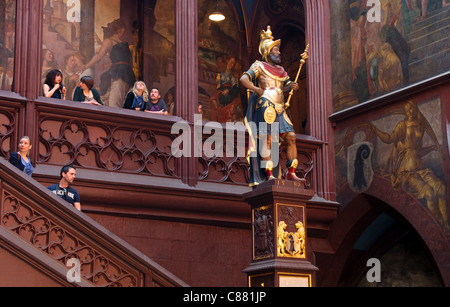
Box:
[175,0,198,186]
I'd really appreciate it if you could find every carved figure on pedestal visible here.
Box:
[254,207,274,259]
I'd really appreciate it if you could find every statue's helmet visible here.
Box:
[259,26,281,62]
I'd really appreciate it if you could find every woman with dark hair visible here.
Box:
[43,69,66,99]
[73,76,103,105]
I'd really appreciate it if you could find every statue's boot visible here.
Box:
[286,159,305,182]
[265,161,275,180]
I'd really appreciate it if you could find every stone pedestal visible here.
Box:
[243,179,319,287]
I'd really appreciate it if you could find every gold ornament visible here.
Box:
[265,160,274,171]
[275,103,284,115]
[264,105,277,124]
[285,44,310,109]
[277,221,306,258]
[288,159,298,169]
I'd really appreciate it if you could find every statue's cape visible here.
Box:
[260,62,289,79]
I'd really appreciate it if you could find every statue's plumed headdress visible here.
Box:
[259,26,281,62]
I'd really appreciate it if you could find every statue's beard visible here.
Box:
[269,53,281,65]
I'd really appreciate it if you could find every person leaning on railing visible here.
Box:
[43,69,67,100]
[9,136,34,177]
[123,81,149,111]
[73,76,103,106]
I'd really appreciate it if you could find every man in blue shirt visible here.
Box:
[47,165,81,211]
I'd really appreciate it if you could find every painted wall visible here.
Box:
[0,0,15,92]
[330,0,450,111]
[330,0,450,285]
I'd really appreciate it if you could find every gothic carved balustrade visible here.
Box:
[35,100,180,179]
[1,98,321,189]
[0,96,24,161]
[197,124,250,185]
[1,188,140,286]
[196,124,320,189]
[0,155,188,287]
[30,100,321,189]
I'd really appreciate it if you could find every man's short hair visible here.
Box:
[151,87,160,95]
[60,165,76,178]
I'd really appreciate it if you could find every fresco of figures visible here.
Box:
[0,0,16,92]
[334,98,449,232]
[330,0,450,111]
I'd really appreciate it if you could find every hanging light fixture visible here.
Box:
[209,0,226,22]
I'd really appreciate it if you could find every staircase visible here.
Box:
[407,4,450,84]
[0,158,188,287]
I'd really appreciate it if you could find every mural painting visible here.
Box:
[208,54,244,123]
[330,0,450,111]
[198,0,246,123]
[0,0,15,92]
[41,0,175,110]
[335,98,449,232]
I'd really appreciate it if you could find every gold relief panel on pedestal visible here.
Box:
[276,204,306,259]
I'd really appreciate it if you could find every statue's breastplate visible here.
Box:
[258,67,288,106]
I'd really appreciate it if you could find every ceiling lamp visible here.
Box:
[209,0,226,22]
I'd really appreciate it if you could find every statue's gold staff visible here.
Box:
[285,44,310,109]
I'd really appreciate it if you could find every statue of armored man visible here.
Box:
[240,26,308,187]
